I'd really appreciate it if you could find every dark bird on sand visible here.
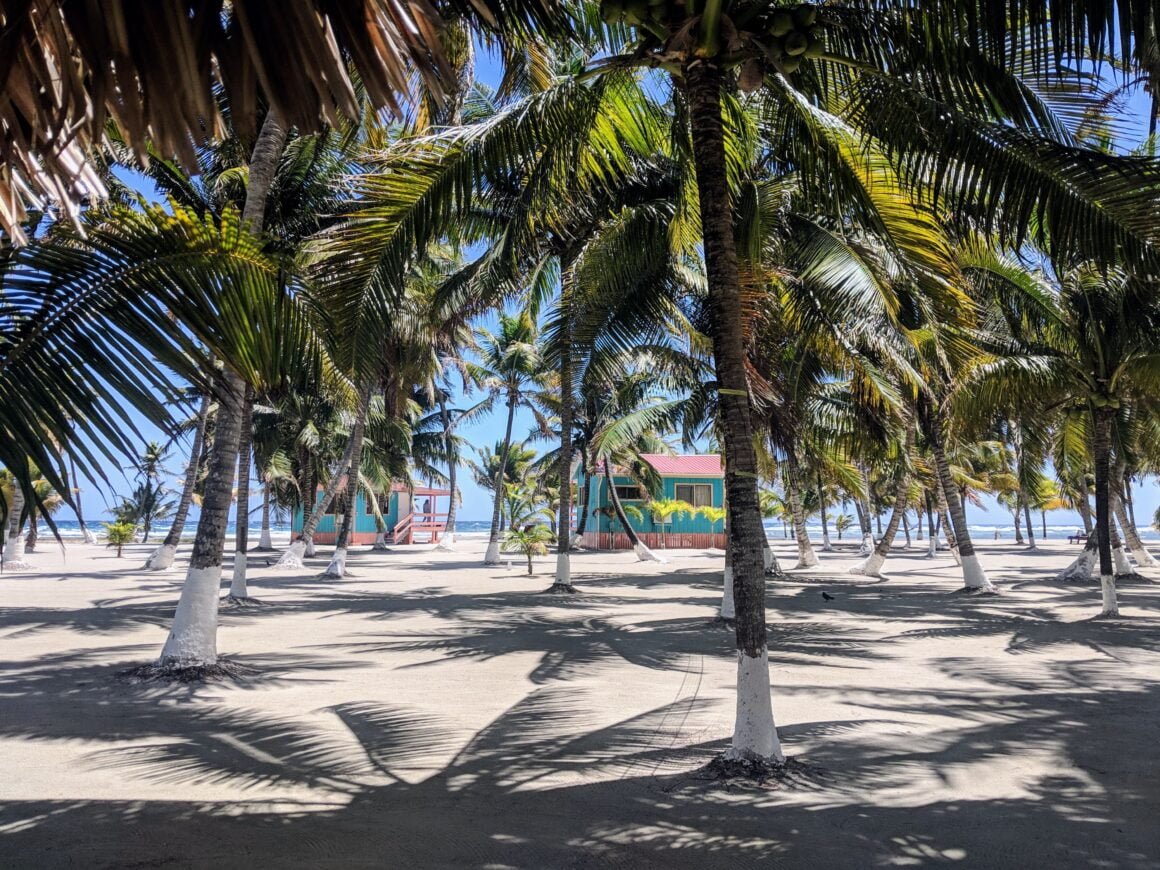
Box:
[821,591,835,601]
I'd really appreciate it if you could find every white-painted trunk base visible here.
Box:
[1058,549,1095,582]
[1113,546,1134,576]
[858,534,874,557]
[961,553,994,592]
[229,553,248,598]
[851,550,885,577]
[274,540,307,570]
[82,528,98,545]
[158,565,221,667]
[554,552,571,586]
[1100,574,1119,616]
[1129,545,1157,569]
[321,547,347,578]
[372,531,392,551]
[925,537,937,559]
[144,543,177,571]
[795,545,819,569]
[258,528,273,550]
[3,534,30,569]
[484,540,502,565]
[434,533,456,552]
[821,531,833,552]
[570,533,583,550]
[762,545,780,575]
[720,565,735,620]
[304,538,316,558]
[724,647,784,763]
[633,541,667,563]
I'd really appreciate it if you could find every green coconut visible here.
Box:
[802,34,824,58]
[793,4,817,27]
[780,56,802,74]
[785,31,809,56]
[601,0,626,23]
[768,11,794,36]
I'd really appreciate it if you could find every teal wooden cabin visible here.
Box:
[575,454,726,550]
[291,483,450,545]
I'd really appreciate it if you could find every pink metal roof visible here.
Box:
[639,454,723,476]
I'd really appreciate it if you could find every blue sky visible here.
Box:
[70,43,1160,530]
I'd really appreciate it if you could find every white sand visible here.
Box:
[0,536,1157,868]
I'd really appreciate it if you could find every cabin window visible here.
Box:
[365,495,384,515]
[675,483,713,507]
[614,485,642,501]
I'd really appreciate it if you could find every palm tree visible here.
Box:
[964,252,1160,614]
[586,0,1160,763]
[1,467,31,569]
[502,523,556,575]
[834,513,854,541]
[144,390,212,570]
[470,310,545,565]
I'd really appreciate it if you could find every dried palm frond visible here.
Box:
[0,0,564,242]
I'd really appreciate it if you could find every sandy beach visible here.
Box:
[0,537,1157,868]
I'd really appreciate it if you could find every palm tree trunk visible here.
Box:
[68,452,97,545]
[25,509,39,552]
[857,467,874,555]
[277,419,362,567]
[853,471,910,577]
[158,106,287,671]
[602,458,660,561]
[915,503,924,541]
[925,492,938,558]
[902,513,911,548]
[1058,533,1098,581]
[575,456,590,539]
[1022,499,1037,549]
[320,382,372,579]
[785,457,818,568]
[1092,406,1118,615]
[549,269,578,591]
[817,471,832,551]
[926,405,991,590]
[159,374,243,667]
[3,480,29,569]
[228,387,255,599]
[484,394,518,565]
[1113,486,1154,568]
[1013,507,1024,544]
[257,485,274,550]
[434,392,459,552]
[1124,475,1137,528]
[145,389,211,570]
[1077,494,1093,535]
[685,58,782,764]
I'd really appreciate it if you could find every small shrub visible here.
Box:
[103,521,137,557]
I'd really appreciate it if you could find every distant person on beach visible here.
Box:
[994,529,1000,540]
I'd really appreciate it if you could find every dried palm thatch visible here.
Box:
[0,0,561,243]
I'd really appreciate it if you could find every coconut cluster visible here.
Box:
[600,0,681,28]
[757,5,823,73]
[599,2,823,79]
